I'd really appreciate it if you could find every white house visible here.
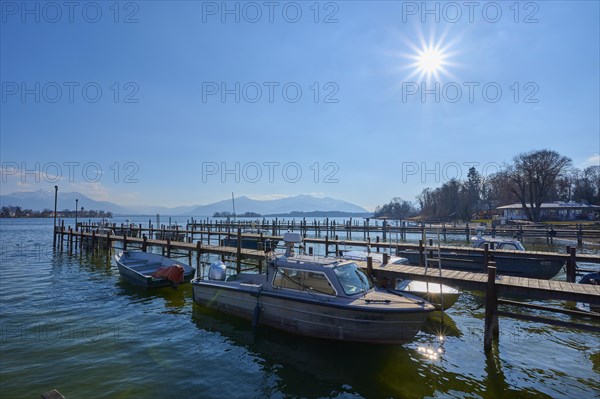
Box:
[496,202,600,221]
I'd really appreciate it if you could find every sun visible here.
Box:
[402,34,456,83]
[417,47,446,75]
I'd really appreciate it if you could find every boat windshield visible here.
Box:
[333,263,373,295]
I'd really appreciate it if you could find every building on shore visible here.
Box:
[496,202,600,222]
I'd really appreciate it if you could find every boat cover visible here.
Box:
[152,265,185,284]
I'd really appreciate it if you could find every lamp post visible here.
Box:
[53,186,58,247]
[75,198,79,231]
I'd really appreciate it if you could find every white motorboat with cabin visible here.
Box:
[192,233,434,344]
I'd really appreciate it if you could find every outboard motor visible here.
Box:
[208,262,227,281]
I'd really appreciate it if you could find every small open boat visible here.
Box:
[393,280,460,310]
[115,251,195,288]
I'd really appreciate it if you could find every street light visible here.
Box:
[75,198,79,231]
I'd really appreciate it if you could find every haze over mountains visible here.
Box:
[0,190,370,216]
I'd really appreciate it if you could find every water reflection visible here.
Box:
[115,280,192,313]
[190,305,504,398]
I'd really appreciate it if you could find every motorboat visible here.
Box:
[221,229,279,252]
[192,233,434,344]
[397,232,564,279]
[115,251,195,288]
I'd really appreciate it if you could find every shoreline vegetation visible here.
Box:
[0,206,112,219]
[374,149,599,222]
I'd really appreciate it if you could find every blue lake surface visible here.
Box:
[1,217,598,398]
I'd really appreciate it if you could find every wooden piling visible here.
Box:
[335,235,339,257]
[68,228,73,255]
[566,246,577,283]
[196,240,202,272]
[484,261,499,352]
[483,243,489,271]
[92,231,97,254]
[367,256,373,277]
[106,231,111,258]
[236,228,242,273]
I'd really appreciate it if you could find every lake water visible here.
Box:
[1,218,599,398]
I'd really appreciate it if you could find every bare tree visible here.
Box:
[507,149,572,222]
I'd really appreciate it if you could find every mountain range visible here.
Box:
[0,190,370,216]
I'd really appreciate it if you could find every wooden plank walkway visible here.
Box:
[366,261,600,304]
[64,230,600,305]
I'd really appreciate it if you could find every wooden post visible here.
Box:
[166,239,171,258]
[123,235,127,251]
[196,240,202,274]
[483,243,489,272]
[484,261,499,352]
[566,246,577,283]
[142,235,147,252]
[418,239,424,266]
[236,228,242,273]
[106,231,111,258]
[577,224,583,247]
[376,236,380,252]
[465,222,470,242]
[92,231,97,254]
[383,252,389,265]
[382,220,387,242]
[428,238,433,262]
[68,228,73,255]
[367,256,373,277]
[60,222,65,251]
[335,235,339,257]
[325,235,329,256]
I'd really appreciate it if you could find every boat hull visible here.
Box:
[399,251,563,279]
[192,280,430,344]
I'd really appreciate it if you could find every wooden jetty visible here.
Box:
[54,223,600,350]
[77,217,599,247]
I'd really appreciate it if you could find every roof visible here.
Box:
[496,202,600,210]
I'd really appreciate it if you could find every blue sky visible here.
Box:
[1,1,599,211]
